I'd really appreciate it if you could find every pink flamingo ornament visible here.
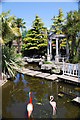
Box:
[50,96,56,115]
[27,92,33,119]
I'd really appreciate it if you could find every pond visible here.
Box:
[2,73,80,119]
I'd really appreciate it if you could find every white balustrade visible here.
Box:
[63,58,79,80]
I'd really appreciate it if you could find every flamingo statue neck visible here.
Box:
[50,96,56,115]
[29,92,32,103]
[27,92,33,119]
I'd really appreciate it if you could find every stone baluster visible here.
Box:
[73,64,74,76]
[70,64,71,75]
[76,64,78,76]
[68,64,69,75]
[63,58,64,75]
[65,64,66,74]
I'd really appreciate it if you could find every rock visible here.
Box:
[75,87,80,92]
[36,102,42,105]
[23,57,28,62]
[41,64,52,70]
[58,93,64,97]
[39,61,43,66]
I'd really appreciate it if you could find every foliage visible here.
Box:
[14,18,26,53]
[22,30,27,41]
[63,10,80,59]
[51,8,65,35]
[14,18,26,30]
[0,11,21,45]
[22,15,47,56]
[50,8,66,49]
[2,46,17,77]
[43,61,52,64]
[1,11,23,78]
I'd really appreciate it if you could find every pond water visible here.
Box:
[2,73,80,119]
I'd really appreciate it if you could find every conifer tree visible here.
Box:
[22,15,47,56]
[50,8,66,51]
[51,8,65,35]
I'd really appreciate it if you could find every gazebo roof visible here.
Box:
[49,33,66,40]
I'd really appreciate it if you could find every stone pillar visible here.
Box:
[58,38,60,56]
[56,38,58,56]
[50,39,52,60]
[55,38,59,62]
[47,37,50,61]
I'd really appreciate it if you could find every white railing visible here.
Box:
[62,58,80,80]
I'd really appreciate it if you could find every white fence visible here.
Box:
[63,58,80,80]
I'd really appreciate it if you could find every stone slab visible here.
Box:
[26,71,42,76]
[45,74,58,81]
[58,75,80,83]
[35,73,50,78]
[22,69,34,74]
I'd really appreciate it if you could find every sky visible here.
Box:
[1,2,78,30]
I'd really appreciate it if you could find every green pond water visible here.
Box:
[2,73,80,119]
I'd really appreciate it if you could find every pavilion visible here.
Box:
[47,33,69,62]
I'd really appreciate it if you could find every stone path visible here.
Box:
[25,71,42,77]
[1,67,79,86]
[35,73,50,78]
[45,74,58,80]
[15,68,80,84]
[58,75,80,84]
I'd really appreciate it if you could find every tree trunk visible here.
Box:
[71,34,76,58]
[78,30,80,61]
[66,36,69,61]
[17,37,20,53]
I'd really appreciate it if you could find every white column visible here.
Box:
[55,38,59,62]
[47,38,49,56]
[47,37,50,61]
[50,39,52,60]
[56,38,58,56]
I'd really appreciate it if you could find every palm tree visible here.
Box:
[14,18,26,53]
[1,11,21,45]
[1,11,21,79]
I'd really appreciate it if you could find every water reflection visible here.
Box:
[13,73,27,87]
[13,73,20,84]
[2,74,80,119]
[21,74,27,87]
